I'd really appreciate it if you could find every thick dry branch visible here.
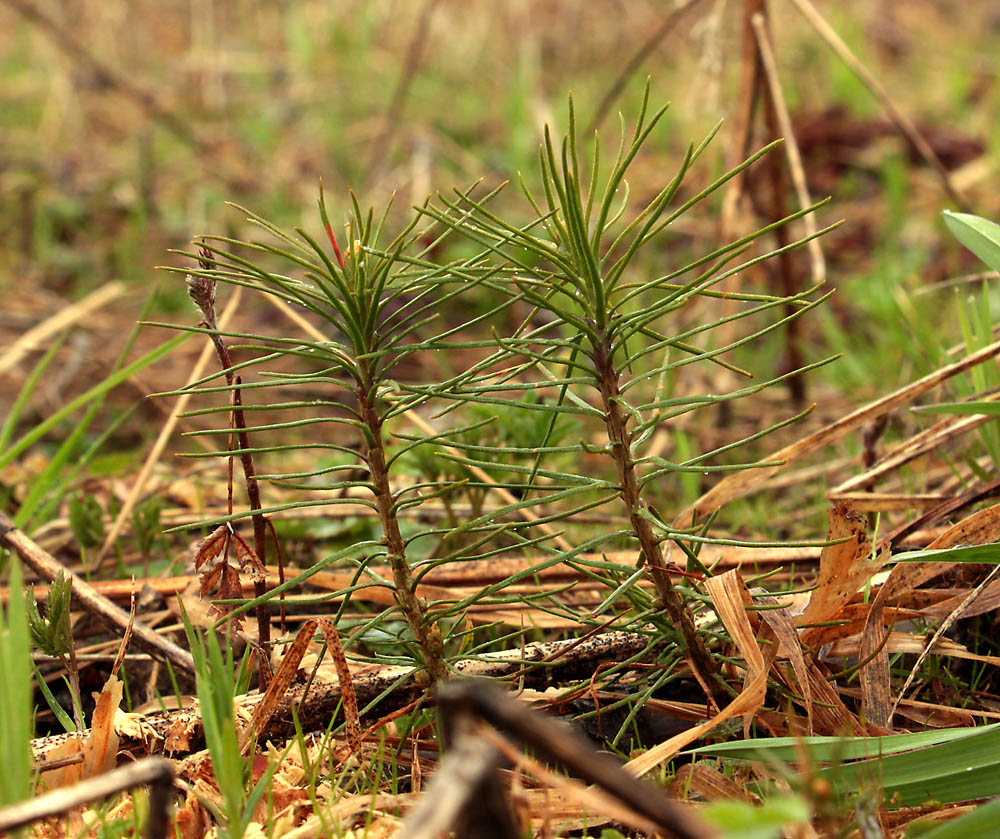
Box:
[30,630,653,763]
[427,680,715,839]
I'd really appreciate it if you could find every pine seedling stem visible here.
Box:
[593,341,725,702]
[358,369,447,684]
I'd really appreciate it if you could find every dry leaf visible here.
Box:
[624,570,767,775]
[174,789,208,839]
[232,531,266,583]
[799,502,887,646]
[83,674,124,777]
[194,526,229,571]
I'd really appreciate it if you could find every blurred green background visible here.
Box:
[1,0,998,537]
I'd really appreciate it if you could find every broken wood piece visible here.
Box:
[0,756,175,839]
[419,679,715,839]
[30,630,654,763]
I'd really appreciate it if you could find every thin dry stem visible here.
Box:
[788,0,968,209]
[188,249,271,681]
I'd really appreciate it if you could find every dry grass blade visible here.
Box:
[830,407,999,498]
[787,0,968,208]
[750,12,825,286]
[671,763,755,803]
[757,598,814,734]
[884,475,1000,550]
[96,287,244,564]
[881,502,1000,602]
[241,618,318,753]
[860,600,892,729]
[482,726,664,837]
[0,281,124,377]
[672,336,1000,531]
[625,570,767,776]
[890,564,1000,720]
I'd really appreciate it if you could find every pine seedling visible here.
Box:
[26,571,85,731]
[419,86,838,699]
[158,191,512,685]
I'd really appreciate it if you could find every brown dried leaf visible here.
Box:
[114,708,162,745]
[231,531,266,582]
[799,502,886,645]
[801,602,922,648]
[217,563,243,602]
[624,570,767,776]
[801,658,867,736]
[194,526,229,571]
[83,674,124,777]
[199,562,224,598]
[924,578,1000,619]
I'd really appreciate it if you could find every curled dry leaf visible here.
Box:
[798,501,888,647]
[194,526,229,571]
[193,525,262,626]
[41,674,125,789]
[624,570,767,776]
[83,673,124,778]
[231,530,266,583]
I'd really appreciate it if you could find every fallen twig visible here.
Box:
[406,679,715,839]
[0,757,175,839]
[0,510,196,677]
